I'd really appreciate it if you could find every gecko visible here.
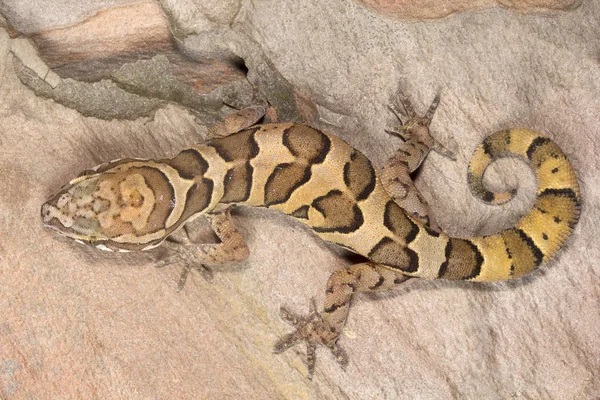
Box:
[41,93,581,379]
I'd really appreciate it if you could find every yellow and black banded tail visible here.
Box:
[450,129,581,282]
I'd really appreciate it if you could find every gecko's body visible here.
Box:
[41,97,580,378]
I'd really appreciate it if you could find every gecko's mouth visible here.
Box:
[41,201,57,225]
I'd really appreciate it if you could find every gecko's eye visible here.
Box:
[78,169,96,178]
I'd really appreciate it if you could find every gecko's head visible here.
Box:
[41,166,165,251]
[41,171,108,246]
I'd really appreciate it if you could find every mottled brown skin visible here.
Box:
[41,95,580,379]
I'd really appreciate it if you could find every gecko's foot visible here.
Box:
[273,299,348,379]
[385,92,438,141]
[386,92,456,160]
[155,242,214,291]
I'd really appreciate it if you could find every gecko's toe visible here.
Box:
[155,254,212,290]
[176,263,213,291]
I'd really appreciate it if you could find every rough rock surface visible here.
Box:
[357,0,582,19]
[0,0,598,399]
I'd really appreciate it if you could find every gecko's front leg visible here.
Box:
[155,207,250,291]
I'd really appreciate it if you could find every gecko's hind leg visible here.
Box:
[381,92,456,230]
[274,262,411,379]
[207,105,266,139]
[155,207,250,291]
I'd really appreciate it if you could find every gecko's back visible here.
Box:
[42,123,580,282]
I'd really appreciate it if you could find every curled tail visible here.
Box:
[445,129,580,281]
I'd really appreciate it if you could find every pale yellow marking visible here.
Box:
[107,160,194,230]
[314,184,393,257]
[68,173,97,186]
[516,208,564,262]
[190,144,230,211]
[95,244,113,252]
[407,224,449,279]
[152,163,193,229]
[246,124,296,206]
[536,158,578,194]
[116,174,155,230]
[470,235,512,282]
[273,134,350,215]
[111,228,168,245]
[505,128,539,155]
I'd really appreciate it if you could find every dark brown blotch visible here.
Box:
[503,130,512,145]
[312,190,363,233]
[535,188,580,230]
[264,163,311,206]
[178,179,214,224]
[282,124,331,164]
[482,130,512,158]
[207,127,259,162]
[290,205,310,219]
[423,224,440,237]
[370,274,385,289]
[343,150,376,201]
[383,201,419,244]
[169,149,209,180]
[367,237,419,273]
[221,162,253,203]
[526,137,566,170]
[437,238,483,280]
[467,170,491,201]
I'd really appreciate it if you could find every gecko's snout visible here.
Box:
[41,201,52,224]
[41,189,67,228]
[40,174,110,243]
[40,199,66,232]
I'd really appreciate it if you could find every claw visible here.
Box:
[387,103,407,122]
[330,343,348,368]
[176,264,192,292]
[274,299,347,379]
[424,92,441,123]
[279,306,302,325]
[384,128,410,141]
[432,139,457,160]
[395,91,416,117]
